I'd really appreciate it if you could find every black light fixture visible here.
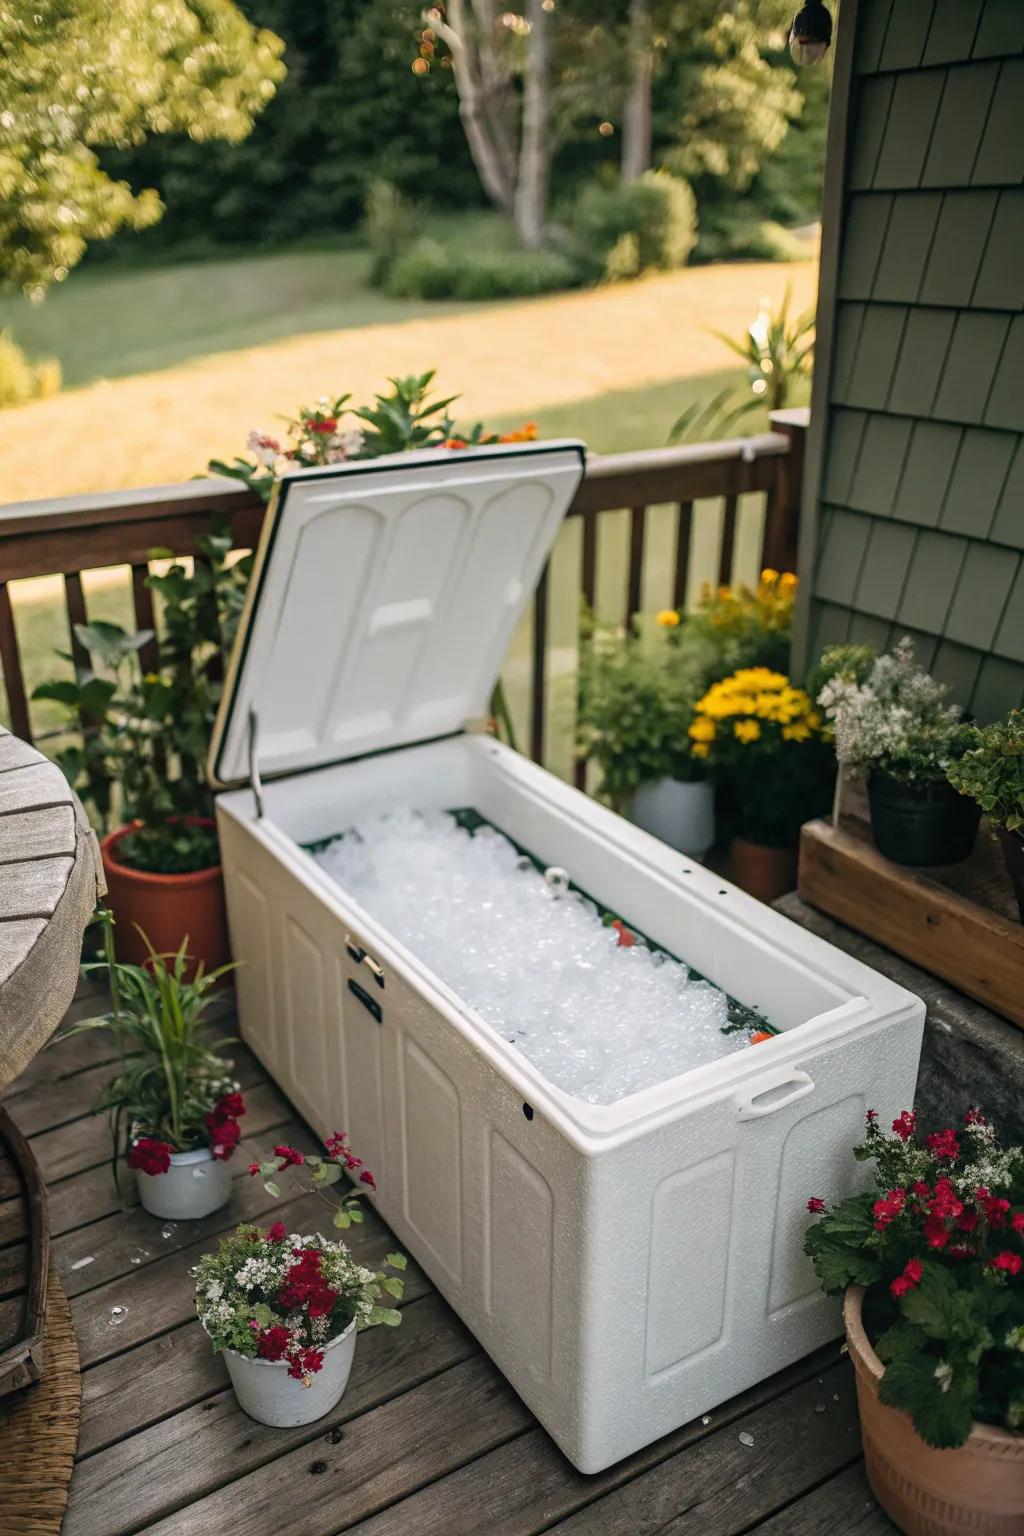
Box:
[789,0,832,65]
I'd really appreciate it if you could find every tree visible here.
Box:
[0,0,285,292]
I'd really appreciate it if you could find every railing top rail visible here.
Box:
[0,432,794,541]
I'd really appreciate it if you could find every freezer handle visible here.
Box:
[734,1068,814,1120]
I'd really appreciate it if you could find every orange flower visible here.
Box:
[445,437,468,450]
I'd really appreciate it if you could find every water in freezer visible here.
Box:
[314,808,754,1105]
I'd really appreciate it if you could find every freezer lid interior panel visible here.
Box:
[210,442,585,786]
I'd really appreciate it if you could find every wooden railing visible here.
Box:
[0,411,807,786]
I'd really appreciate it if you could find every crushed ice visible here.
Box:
[315,808,750,1105]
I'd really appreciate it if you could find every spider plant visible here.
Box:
[63,911,237,1174]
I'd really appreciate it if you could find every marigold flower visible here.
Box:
[689,717,716,743]
[760,568,780,584]
[656,609,680,628]
[733,719,761,744]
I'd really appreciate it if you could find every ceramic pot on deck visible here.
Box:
[135,1144,232,1221]
[627,777,715,860]
[844,1286,1024,1536]
[223,1321,357,1428]
[867,774,980,867]
[997,827,1024,923]
[727,838,798,904]
[101,820,230,976]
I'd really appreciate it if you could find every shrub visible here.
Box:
[363,180,422,287]
[0,329,61,408]
[947,709,1024,833]
[384,237,455,299]
[694,210,809,265]
[567,171,698,281]
[450,247,580,300]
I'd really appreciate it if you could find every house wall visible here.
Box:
[799,0,1024,718]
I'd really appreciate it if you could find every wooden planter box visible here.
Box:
[799,795,1024,1032]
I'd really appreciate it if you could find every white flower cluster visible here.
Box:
[818,637,960,775]
[957,1121,1023,1198]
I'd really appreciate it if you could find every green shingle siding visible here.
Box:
[804,0,1024,720]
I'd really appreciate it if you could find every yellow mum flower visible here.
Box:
[656,609,680,628]
[734,719,761,743]
[779,572,799,592]
[783,723,812,742]
[760,568,780,585]
[691,742,711,759]
[689,717,716,742]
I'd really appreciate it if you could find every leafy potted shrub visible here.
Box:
[64,914,241,1219]
[195,1218,406,1427]
[805,1109,1023,1535]
[689,665,833,902]
[576,612,713,856]
[947,709,1024,923]
[34,524,250,971]
[671,568,798,680]
[817,638,980,866]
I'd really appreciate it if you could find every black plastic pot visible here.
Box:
[997,826,1024,923]
[867,772,981,866]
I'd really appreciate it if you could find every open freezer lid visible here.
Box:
[210,441,586,787]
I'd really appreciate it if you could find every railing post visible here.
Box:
[0,584,31,743]
[764,408,809,575]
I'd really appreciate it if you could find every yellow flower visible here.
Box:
[691,742,710,759]
[734,719,761,744]
[779,572,798,592]
[689,717,716,742]
[760,568,780,585]
[144,672,159,685]
[783,723,812,742]
[656,609,680,628]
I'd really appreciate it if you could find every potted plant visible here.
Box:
[195,1219,405,1427]
[804,1109,1023,1535]
[34,523,250,972]
[65,912,242,1220]
[947,709,1024,922]
[689,665,833,902]
[817,638,980,866]
[670,567,799,680]
[576,613,713,857]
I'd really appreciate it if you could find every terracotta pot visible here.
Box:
[996,826,1024,924]
[727,838,797,904]
[100,821,230,976]
[844,1286,1024,1535]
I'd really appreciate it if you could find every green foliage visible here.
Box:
[566,171,698,282]
[363,180,423,286]
[670,288,813,442]
[947,710,1024,834]
[805,1109,1024,1448]
[32,522,251,869]
[693,212,809,264]
[0,329,61,407]
[65,910,237,1154]
[383,230,581,301]
[0,0,285,290]
[576,619,708,809]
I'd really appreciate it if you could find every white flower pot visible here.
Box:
[222,1322,357,1427]
[135,1145,232,1221]
[627,777,715,859]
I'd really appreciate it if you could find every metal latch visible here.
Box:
[248,707,265,819]
[345,933,385,988]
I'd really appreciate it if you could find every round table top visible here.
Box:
[0,725,104,1089]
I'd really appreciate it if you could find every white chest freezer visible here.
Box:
[209,442,924,1472]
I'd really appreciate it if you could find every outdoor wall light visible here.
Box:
[789,0,832,65]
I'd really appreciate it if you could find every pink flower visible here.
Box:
[806,1197,826,1214]
[127,1136,173,1176]
[926,1129,960,1161]
[892,1111,916,1141]
[989,1251,1022,1276]
[247,430,281,468]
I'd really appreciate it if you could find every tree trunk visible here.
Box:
[513,0,552,250]
[621,0,653,182]
[435,0,516,215]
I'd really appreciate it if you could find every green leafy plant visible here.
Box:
[566,171,698,283]
[33,522,251,872]
[0,329,61,408]
[62,910,240,1175]
[670,288,813,443]
[576,615,707,810]
[947,710,1024,834]
[195,1223,405,1384]
[805,1109,1023,1448]
[817,638,973,786]
[667,568,798,681]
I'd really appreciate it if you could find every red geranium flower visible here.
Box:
[247,1162,261,1177]
[892,1111,916,1141]
[210,1118,241,1160]
[806,1197,826,1213]
[273,1145,305,1168]
[1012,1212,1024,1234]
[267,1221,288,1243]
[981,1195,1011,1229]
[926,1128,960,1161]
[989,1251,1022,1276]
[873,1189,906,1230]
[128,1136,173,1176]
[865,1109,878,1124]
[307,418,337,434]
[923,1214,950,1249]
[210,1091,247,1122]
[256,1325,291,1362]
[359,1170,376,1189]
[890,1257,924,1298]
[287,1346,325,1379]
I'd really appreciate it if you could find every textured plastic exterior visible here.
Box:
[216,735,925,1473]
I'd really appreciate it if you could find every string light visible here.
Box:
[789,1,832,65]
[598,120,614,137]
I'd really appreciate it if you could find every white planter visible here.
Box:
[135,1145,232,1221]
[627,777,715,858]
[222,1321,357,1427]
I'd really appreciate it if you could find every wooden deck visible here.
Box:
[1,985,897,1536]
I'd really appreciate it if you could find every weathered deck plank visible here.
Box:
[2,994,883,1536]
